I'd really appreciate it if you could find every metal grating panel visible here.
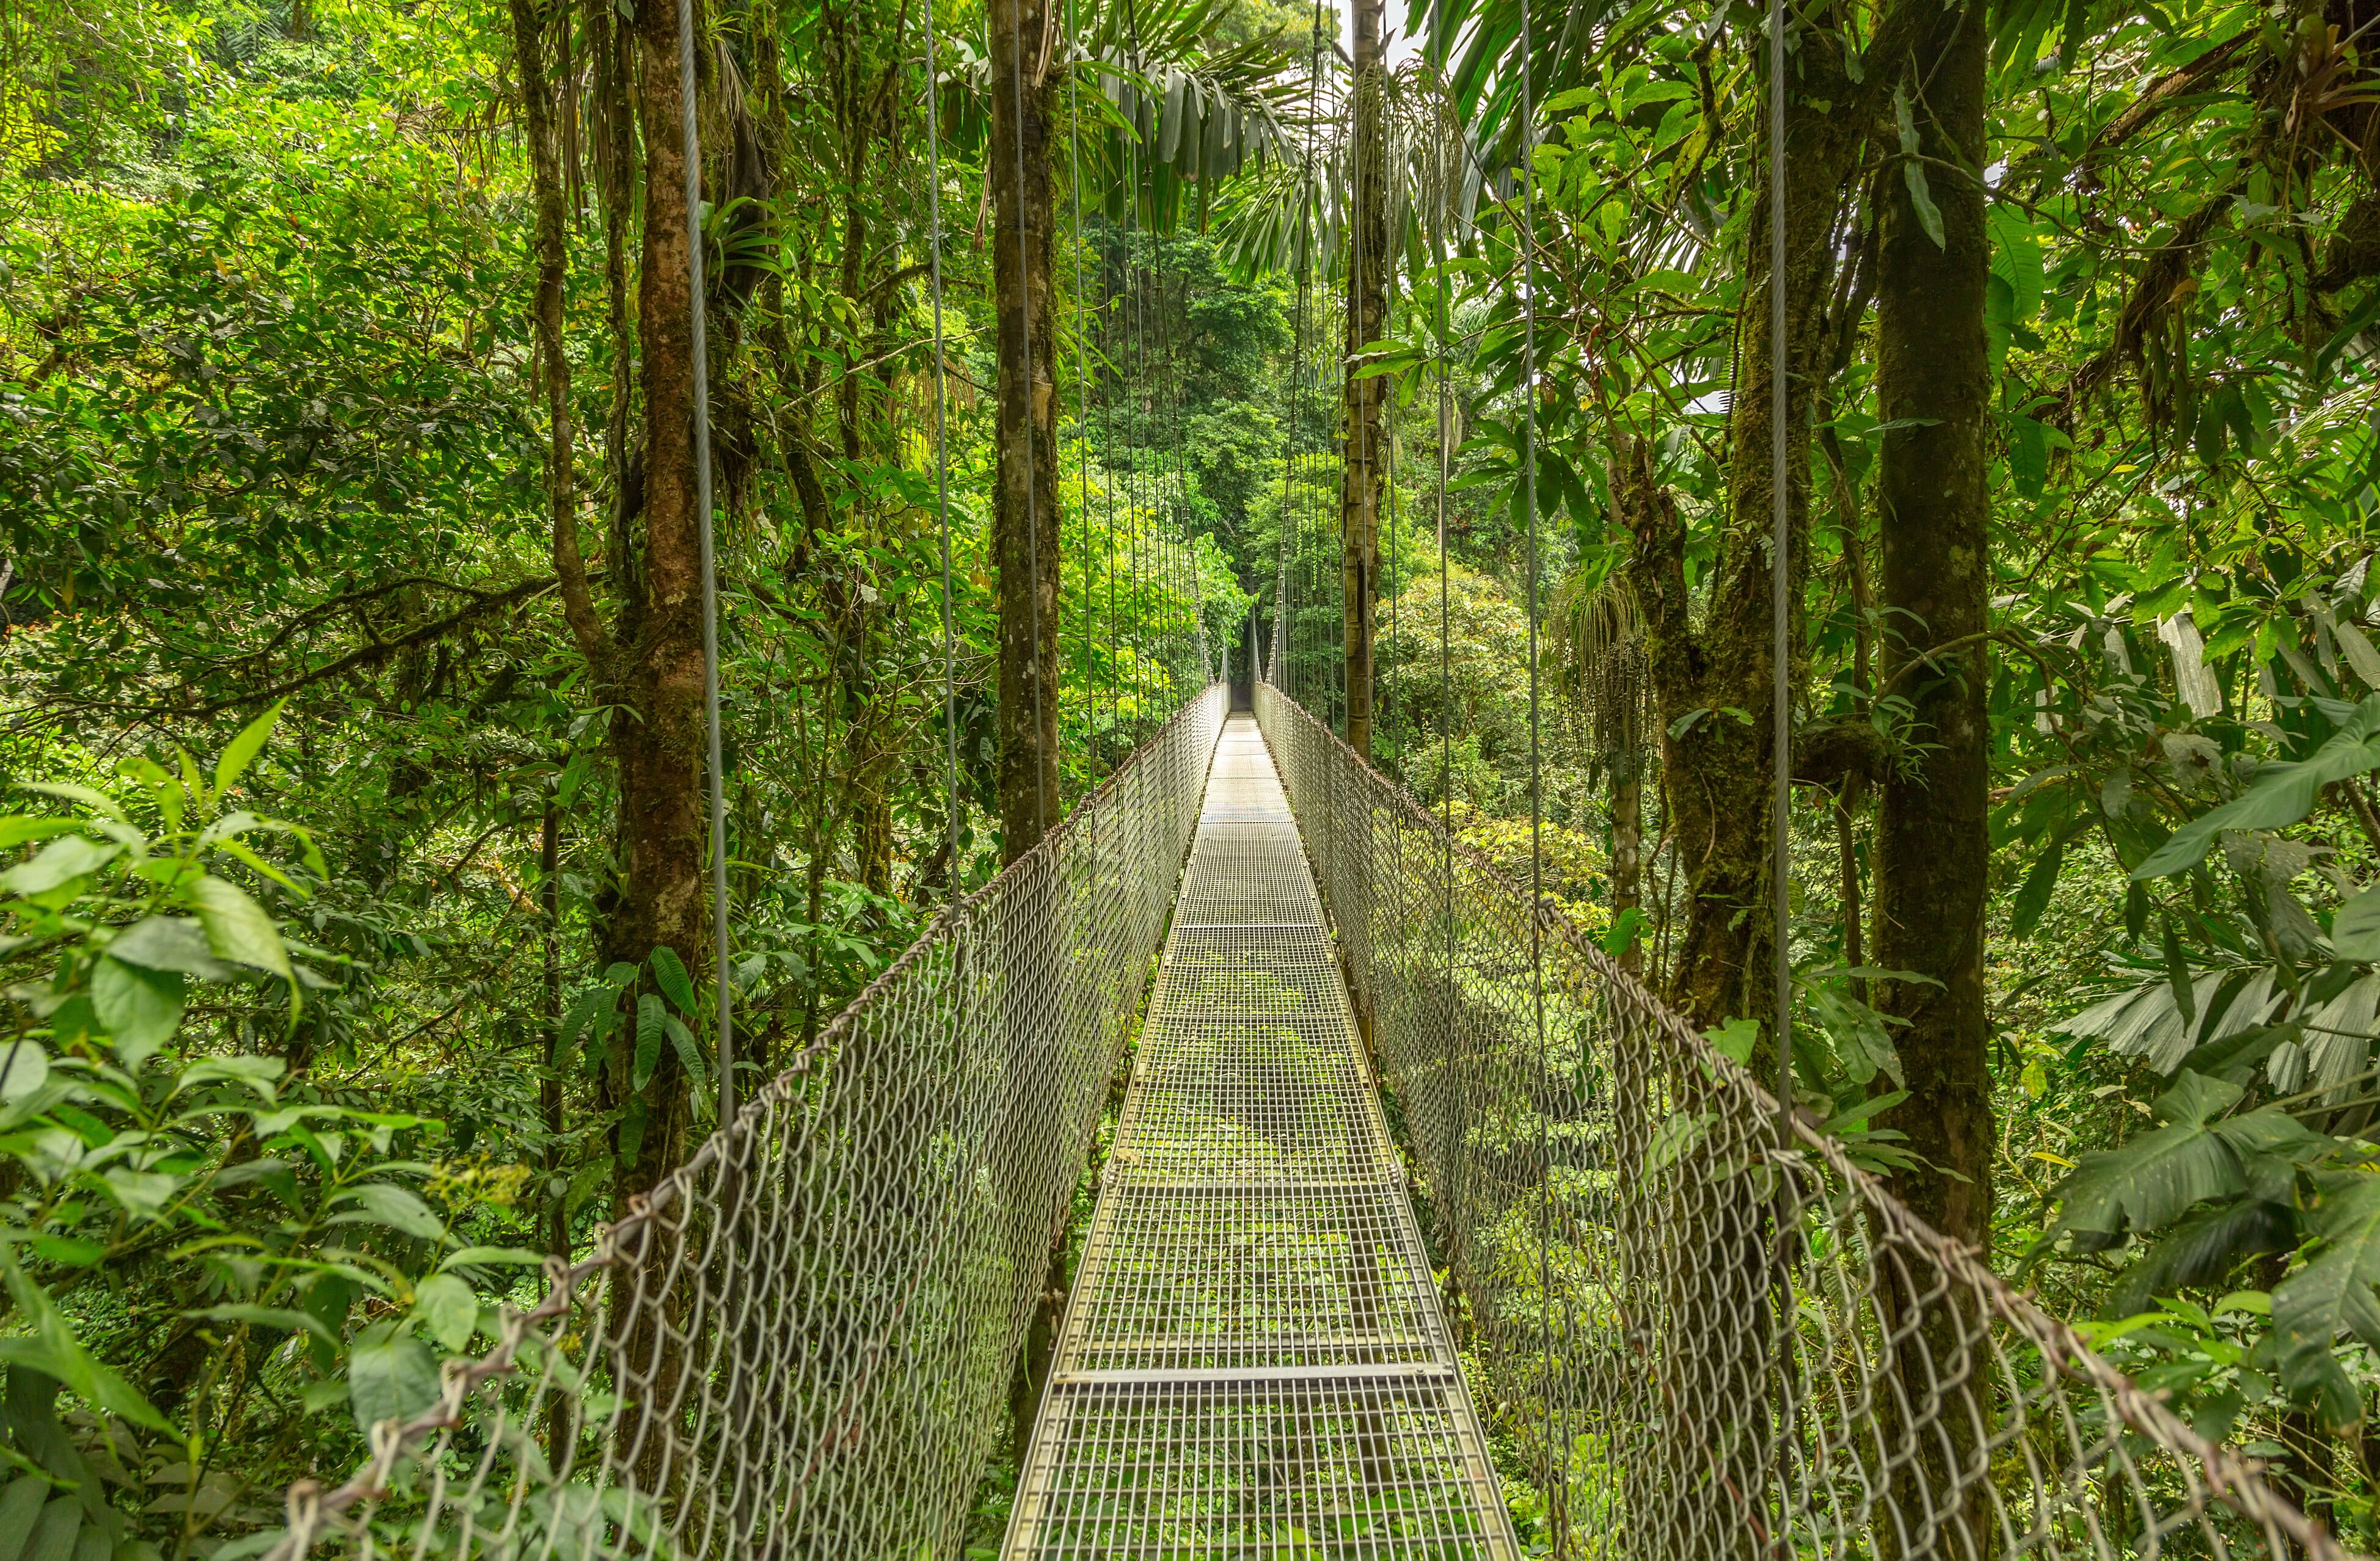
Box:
[1011,1377,1508,1559]
[1056,1181,1444,1372]
[1173,826,1321,925]
[1008,715,1517,1559]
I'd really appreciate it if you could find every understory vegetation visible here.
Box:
[12,0,2380,1551]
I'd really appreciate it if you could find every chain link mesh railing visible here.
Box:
[1254,682,2353,1561]
[269,685,1227,1560]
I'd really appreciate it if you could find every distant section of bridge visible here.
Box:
[1006,715,1514,1555]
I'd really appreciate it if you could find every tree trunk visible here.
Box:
[1614,28,1883,1552]
[1340,0,1389,758]
[1871,1,1993,1552]
[508,0,609,668]
[987,0,1068,1466]
[989,0,1061,862]
[608,0,711,1202]
[1611,762,1643,973]
[1837,776,1866,993]
[541,801,567,1261]
[1872,0,1991,1278]
[1624,27,1868,1038]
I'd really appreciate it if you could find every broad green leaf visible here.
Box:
[14,784,124,823]
[0,1041,48,1102]
[665,1013,707,1099]
[648,946,697,1017]
[2007,414,2048,502]
[0,837,120,897]
[0,1253,172,1433]
[1645,1110,1715,1173]
[23,1496,75,1561]
[2336,620,2380,690]
[174,1055,285,1101]
[1893,89,1945,249]
[1801,983,1904,1088]
[409,1273,480,1352]
[2274,1174,2380,1428]
[186,875,294,991]
[2053,1074,2246,1239]
[327,1184,446,1242]
[104,917,235,980]
[2160,922,2196,1027]
[1902,161,1946,248]
[89,959,183,1068]
[2135,695,2380,877]
[210,837,300,895]
[633,994,666,1091]
[97,1169,183,1221]
[2009,841,2062,938]
[2113,1194,2294,1313]
[1704,1017,1759,1066]
[561,985,616,1050]
[348,1322,442,1432]
[212,699,286,803]
[2332,882,2380,961]
[1987,204,2044,319]
[189,1304,335,1344]
[0,1477,44,1561]
[439,1246,546,1272]
[0,819,80,853]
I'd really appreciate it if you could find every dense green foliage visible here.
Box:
[18,0,2380,1550]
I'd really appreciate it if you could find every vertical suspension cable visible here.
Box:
[677,0,732,1127]
[922,0,963,887]
[1340,60,1360,741]
[1513,0,1559,1544]
[1166,239,1208,687]
[1067,0,1094,786]
[1385,296,1398,765]
[1769,0,1794,1115]
[1433,67,1454,1158]
[1157,242,1176,688]
[1102,226,1122,751]
[1123,124,1142,731]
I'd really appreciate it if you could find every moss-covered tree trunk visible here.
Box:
[1624,26,1869,1036]
[1617,26,1892,1551]
[1872,0,1991,1279]
[1340,0,1389,757]
[1611,763,1644,973]
[1871,0,1994,1548]
[990,0,1062,862]
[987,0,1069,1468]
[607,0,711,1199]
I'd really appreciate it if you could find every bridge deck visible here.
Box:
[1005,715,1518,1558]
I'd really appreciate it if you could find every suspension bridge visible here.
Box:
[265,680,2345,1559]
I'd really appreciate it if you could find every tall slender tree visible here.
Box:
[1869,0,1993,1538]
[990,0,1062,859]
[1340,0,1389,757]
[1872,0,1993,1286]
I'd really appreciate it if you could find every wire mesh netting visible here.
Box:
[1254,682,2354,1560]
[1006,715,1516,1557]
[268,686,1227,1560]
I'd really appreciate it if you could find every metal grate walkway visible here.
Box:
[1006,715,1517,1558]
